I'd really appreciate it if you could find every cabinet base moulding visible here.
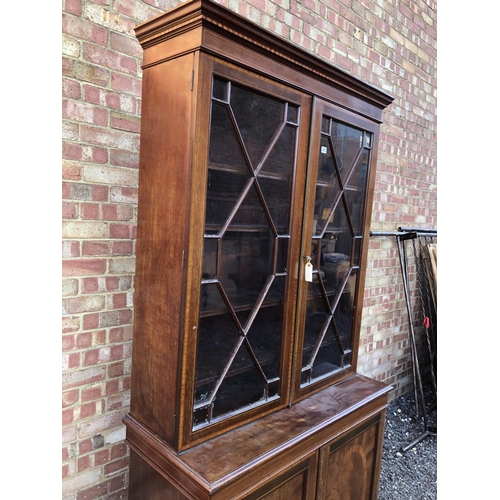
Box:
[125,374,391,500]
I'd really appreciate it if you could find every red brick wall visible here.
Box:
[62,0,436,497]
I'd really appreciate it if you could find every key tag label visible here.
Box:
[305,262,313,282]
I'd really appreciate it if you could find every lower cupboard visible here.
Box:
[125,374,390,500]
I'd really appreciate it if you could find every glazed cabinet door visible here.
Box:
[293,99,379,401]
[180,57,312,449]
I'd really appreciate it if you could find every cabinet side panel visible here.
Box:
[130,53,195,444]
[129,449,190,500]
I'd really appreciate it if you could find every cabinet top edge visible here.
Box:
[125,374,392,487]
[134,0,394,110]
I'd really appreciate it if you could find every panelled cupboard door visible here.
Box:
[292,99,380,402]
[316,416,385,500]
[179,56,312,449]
[242,453,318,500]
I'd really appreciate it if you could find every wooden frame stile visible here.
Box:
[178,50,215,452]
[291,95,323,402]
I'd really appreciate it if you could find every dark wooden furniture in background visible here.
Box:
[124,1,394,498]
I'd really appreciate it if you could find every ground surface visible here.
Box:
[378,387,437,499]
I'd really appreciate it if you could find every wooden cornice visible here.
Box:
[134,0,394,111]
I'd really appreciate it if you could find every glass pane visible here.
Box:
[205,168,249,233]
[202,238,218,280]
[200,282,228,316]
[317,135,337,183]
[193,406,209,427]
[247,303,283,381]
[353,237,362,266]
[212,340,267,418]
[343,351,352,367]
[220,229,274,324]
[346,148,369,191]
[334,269,358,351]
[310,239,321,270]
[276,238,288,273]
[209,102,247,171]
[212,76,228,101]
[220,230,273,293]
[302,276,330,367]
[230,83,284,168]
[258,176,291,234]
[319,235,350,300]
[326,195,353,259]
[345,188,365,236]
[331,121,363,178]
[195,287,240,404]
[301,368,311,385]
[311,319,344,380]
[258,125,296,233]
[268,380,279,398]
[264,275,286,307]
[321,116,330,134]
[314,136,341,237]
[345,148,370,236]
[287,104,299,124]
[230,182,270,228]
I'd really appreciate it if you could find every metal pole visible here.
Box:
[396,234,431,450]
[400,235,419,417]
[398,227,437,234]
[370,231,405,236]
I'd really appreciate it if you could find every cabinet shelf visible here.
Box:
[200,285,284,318]
[208,162,290,182]
[194,325,281,391]
[306,285,351,300]
[205,224,284,234]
